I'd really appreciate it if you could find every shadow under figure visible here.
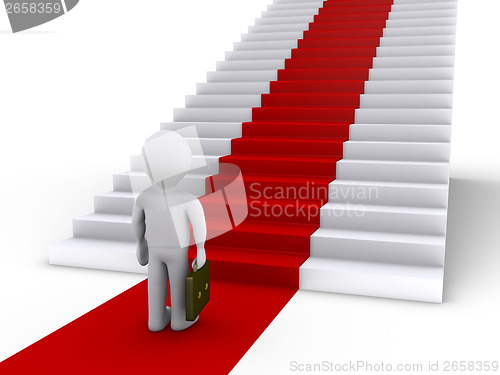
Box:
[132,130,207,332]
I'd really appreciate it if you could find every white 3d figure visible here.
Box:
[132,131,207,332]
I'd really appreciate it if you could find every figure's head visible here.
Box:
[141,130,192,186]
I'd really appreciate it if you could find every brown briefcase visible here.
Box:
[185,259,210,321]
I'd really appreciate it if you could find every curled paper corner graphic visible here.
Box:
[4,0,80,33]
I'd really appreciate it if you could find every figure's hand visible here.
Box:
[137,239,149,266]
[192,247,206,270]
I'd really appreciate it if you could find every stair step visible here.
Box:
[308,19,387,30]
[194,245,308,287]
[328,179,449,208]
[113,171,207,198]
[159,126,231,152]
[73,213,134,242]
[48,237,307,288]
[372,55,455,68]
[379,34,455,46]
[278,67,369,80]
[233,40,298,51]
[292,46,377,58]
[75,193,258,242]
[311,227,445,266]
[185,94,261,108]
[382,25,456,37]
[261,8,321,18]
[225,49,292,61]
[242,121,351,138]
[161,122,242,138]
[391,2,457,12]
[113,171,151,193]
[132,151,218,176]
[49,238,145,273]
[197,82,270,95]
[376,45,455,57]
[273,0,327,4]
[95,191,136,215]
[301,34,455,47]
[130,151,220,183]
[261,93,360,107]
[349,124,451,142]
[252,106,355,122]
[314,12,390,23]
[267,2,323,12]
[298,37,382,48]
[185,137,232,156]
[336,159,450,184]
[386,17,457,28]
[336,0,455,5]
[359,93,453,108]
[321,3,456,14]
[369,67,454,80]
[173,108,252,122]
[241,31,304,42]
[208,220,316,254]
[212,172,332,201]
[248,23,310,34]
[321,0,394,8]
[221,154,340,177]
[255,15,314,26]
[355,108,452,125]
[231,137,345,157]
[319,203,447,236]
[216,59,285,71]
[270,80,365,93]
[300,257,444,302]
[207,70,277,83]
[364,80,454,94]
[344,141,450,162]
[318,5,392,15]
[303,28,384,39]
[285,56,374,69]
[388,9,457,20]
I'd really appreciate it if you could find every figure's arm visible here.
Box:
[132,200,149,266]
[187,199,207,269]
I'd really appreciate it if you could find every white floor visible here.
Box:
[1,0,499,372]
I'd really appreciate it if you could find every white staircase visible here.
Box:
[49,0,324,272]
[51,0,458,304]
[300,0,457,303]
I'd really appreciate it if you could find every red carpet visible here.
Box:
[212,0,394,288]
[0,280,296,374]
[1,1,393,373]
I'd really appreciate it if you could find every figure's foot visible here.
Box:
[171,316,199,331]
[149,306,171,332]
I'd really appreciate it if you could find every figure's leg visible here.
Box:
[166,247,198,331]
[148,250,171,332]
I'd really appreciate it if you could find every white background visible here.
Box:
[0,0,499,373]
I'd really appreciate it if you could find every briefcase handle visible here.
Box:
[192,259,199,273]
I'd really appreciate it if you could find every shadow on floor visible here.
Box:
[443,177,500,303]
